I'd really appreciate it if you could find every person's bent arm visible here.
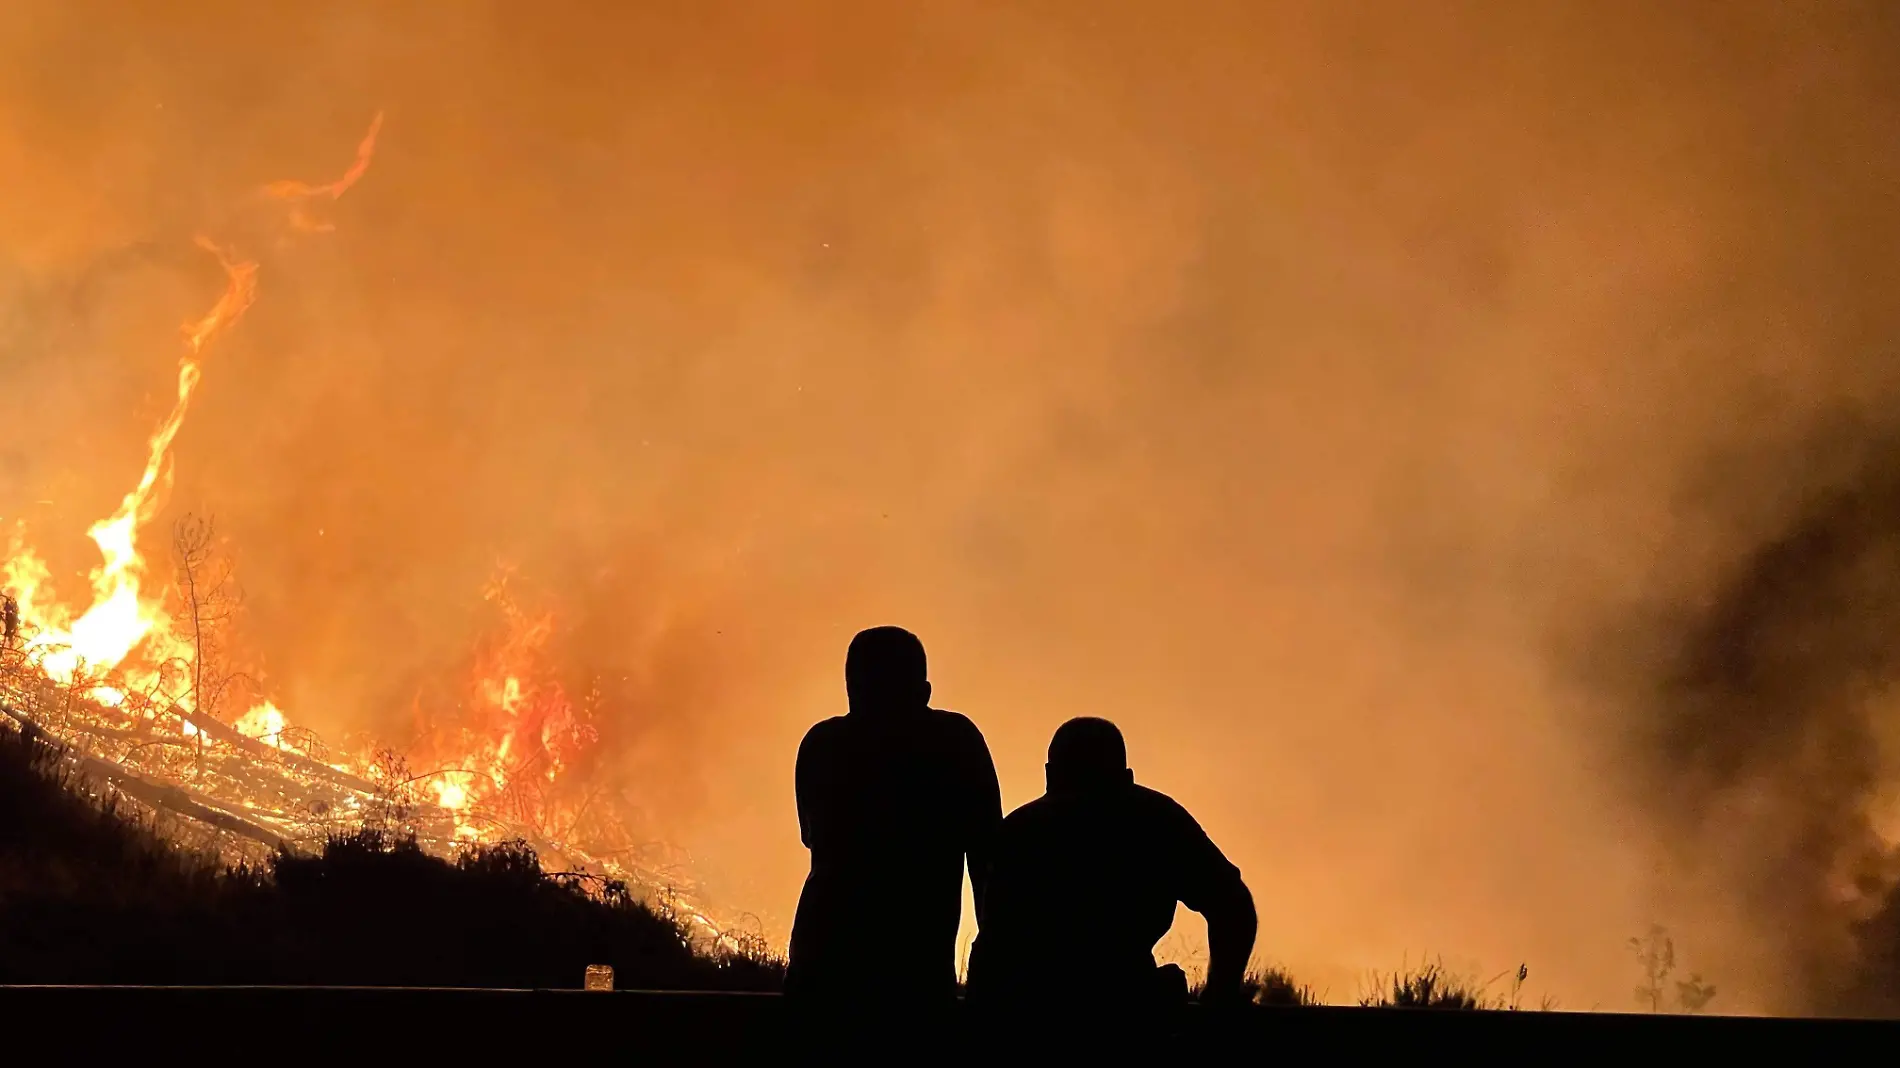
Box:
[1201,875,1258,1004]
[1171,800,1257,1004]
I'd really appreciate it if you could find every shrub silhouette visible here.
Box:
[0,722,783,989]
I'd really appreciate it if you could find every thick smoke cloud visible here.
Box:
[5,1,1900,1010]
[1592,417,1900,1014]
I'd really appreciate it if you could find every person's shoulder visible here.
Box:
[1130,784,1202,828]
[927,707,979,731]
[1003,793,1056,824]
[1130,783,1183,808]
[798,715,850,751]
[998,793,1059,836]
[1130,785,1237,874]
[927,707,989,744]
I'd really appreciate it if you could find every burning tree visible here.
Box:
[169,514,253,754]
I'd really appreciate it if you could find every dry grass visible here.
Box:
[1243,965,1323,1007]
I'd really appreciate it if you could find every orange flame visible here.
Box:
[234,700,288,749]
[5,114,376,693]
[0,110,733,947]
[261,110,386,233]
[411,575,602,841]
[27,239,257,690]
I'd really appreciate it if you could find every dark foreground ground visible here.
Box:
[4,717,1898,1055]
[0,986,1890,1059]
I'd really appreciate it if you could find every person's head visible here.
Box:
[844,626,931,713]
[1046,716,1134,794]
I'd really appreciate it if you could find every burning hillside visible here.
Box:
[0,113,735,952]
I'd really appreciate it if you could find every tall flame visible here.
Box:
[0,111,738,949]
[34,241,258,687]
[8,116,374,693]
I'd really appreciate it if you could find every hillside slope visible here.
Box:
[0,720,782,989]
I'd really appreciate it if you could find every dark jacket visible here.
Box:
[787,706,1001,1002]
[967,782,1244,1006]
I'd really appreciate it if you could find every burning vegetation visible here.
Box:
[0,719,781,989]
[0,112,748,959]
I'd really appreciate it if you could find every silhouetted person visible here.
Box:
[786,626,1002,1007]
[2,593,17,651]
[967,717,1257,1019]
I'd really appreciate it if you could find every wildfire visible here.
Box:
[0,113,734,949]
[404,571,608,845]
[234,700,288,749]
[0,116,364,768]
[19,237,257,696]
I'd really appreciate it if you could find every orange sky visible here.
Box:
[5,1,1900,1012]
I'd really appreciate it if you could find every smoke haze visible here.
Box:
[4,0,1900,1012]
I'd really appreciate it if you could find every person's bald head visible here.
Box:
[1046,716,1134,794]
[844,626,931,713]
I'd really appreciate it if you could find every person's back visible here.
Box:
[968,717,1256,1016]
[787,626,1001,1005]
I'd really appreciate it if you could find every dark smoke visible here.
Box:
[1604,414,1900,1014]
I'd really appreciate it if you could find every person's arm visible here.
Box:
[794,723,831,851]
[1201,874,1258,1004]
[963,722,1004,919]
[1172,803,1257,1004]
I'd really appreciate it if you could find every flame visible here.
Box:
[2,113,371,706]
[408,574,602,838]
[432,775,471,811]
[235,700,288,749]
[0,111,741,951]
[29,240,257,693]
[261,110,385,233]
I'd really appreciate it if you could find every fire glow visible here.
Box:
[0,114,734,950]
